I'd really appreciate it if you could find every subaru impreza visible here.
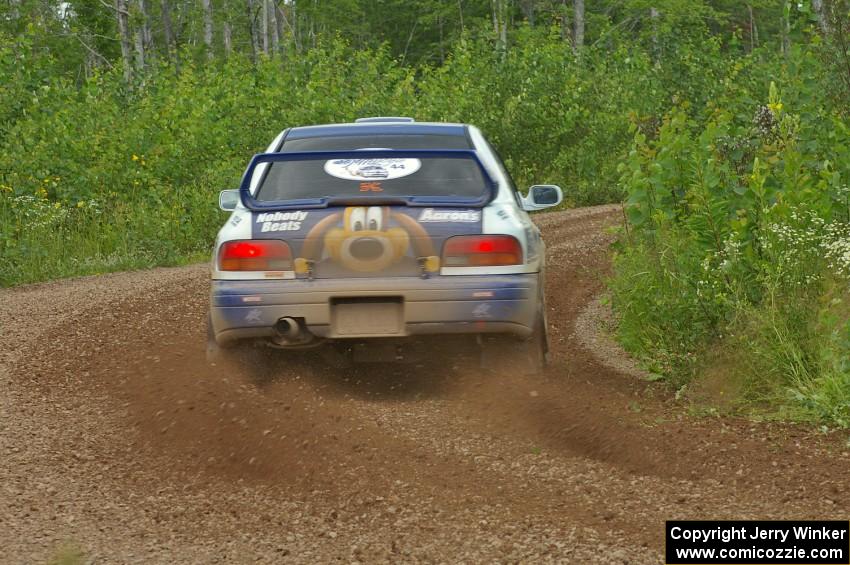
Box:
[208,117,562,373]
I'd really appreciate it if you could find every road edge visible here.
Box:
[573,292,650,380]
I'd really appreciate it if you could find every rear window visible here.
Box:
[256,134,487,203]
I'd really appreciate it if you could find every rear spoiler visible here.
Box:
[238,149,497,211]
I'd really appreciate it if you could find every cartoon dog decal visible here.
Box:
[293,206,440,275]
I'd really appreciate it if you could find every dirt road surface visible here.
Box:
[2,205,848,563]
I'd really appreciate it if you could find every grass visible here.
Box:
[1,190,220,287]
[610,235,850,429]
[664,293,849,428]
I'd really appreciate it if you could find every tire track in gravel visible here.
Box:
[2,205,849,563]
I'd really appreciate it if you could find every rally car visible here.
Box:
[351,164,390,179]
[208,117,563,373]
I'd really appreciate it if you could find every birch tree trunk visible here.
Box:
[269,0,279,55]
[83,47,95,79]
[491,0,507,53]
[261,0,269,55]
[162,0,176,63]
[812,0,830,34]
[275,3,285,55]
[116,0,133,82]
[134,26,145,73]
[223,21,232,55]
[202,0,214,60]
[781,14,790,58]
[133,0,152,72]
[573,0,584,52]
[140,0,152,55]
[650,6,660,65]
[277,2,294,52]
[247,0,259,61]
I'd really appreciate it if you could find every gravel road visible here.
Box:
[1,205,848,563]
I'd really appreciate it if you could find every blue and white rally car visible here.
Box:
[208,117,562,373]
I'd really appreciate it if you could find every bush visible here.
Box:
[0,29,708,285]
[611,47,850,426]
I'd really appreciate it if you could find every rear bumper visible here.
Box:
[209,274,540,345]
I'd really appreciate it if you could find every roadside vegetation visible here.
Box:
[611,4,850,427]
[2,0,848,424]
[0,1,801,286]
[1,35,653,284]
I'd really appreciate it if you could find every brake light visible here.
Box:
[218,240,293,271]
[442,235,523,267]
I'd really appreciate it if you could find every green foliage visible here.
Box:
[414,28,662,204]
[612,44,850,426]
[0,27,718,285]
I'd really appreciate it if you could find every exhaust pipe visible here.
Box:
[274,317,302,340]
[269,316,322,349]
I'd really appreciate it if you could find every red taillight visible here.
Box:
[442,235,523,267]
[218,240,292,271]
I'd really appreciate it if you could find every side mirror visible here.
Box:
[219,189,240,211]
[522,185,563,211]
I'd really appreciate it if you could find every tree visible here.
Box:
[133,0,151,72]
[247,0,259,59]
[202,0,214,59]
[573,0,584,51]
[116,0,133,81]
[812,0,829,34]
[161,0,181,69]
[491,0,507,53]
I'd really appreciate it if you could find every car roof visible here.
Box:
[284,121,469,140]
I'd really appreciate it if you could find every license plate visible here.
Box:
[331,298,404,337]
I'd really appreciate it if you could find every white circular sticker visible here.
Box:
[323,157,421,181]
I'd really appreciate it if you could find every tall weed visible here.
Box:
[0,31,733,285]
[612,48,850,426]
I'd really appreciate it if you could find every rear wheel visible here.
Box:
[525,315,549,374]
[480,314,548,376]
[206,315,273,371]
[206,314,226,364]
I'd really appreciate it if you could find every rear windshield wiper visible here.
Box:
[324,195,410,207]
